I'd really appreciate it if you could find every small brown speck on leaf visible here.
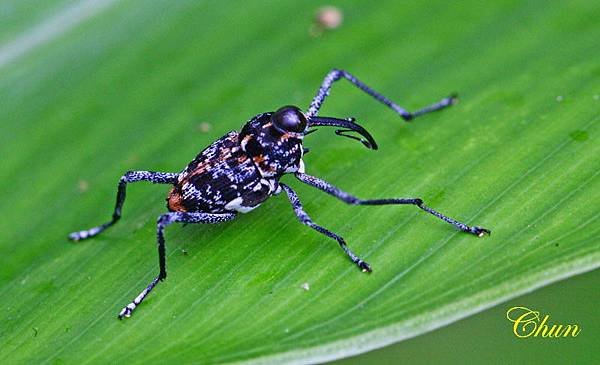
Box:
[198,122,212,133]
[125,154,140,165]
[310,6,343,37]
[77,180,89,193]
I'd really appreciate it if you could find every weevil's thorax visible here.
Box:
[239,112,305,178]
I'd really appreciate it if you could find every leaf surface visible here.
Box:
[0,1,598,363]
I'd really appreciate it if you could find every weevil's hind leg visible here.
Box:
[68,171,179,241]
[306,68,457,120]
[118,211,236,319]
[280,183,372,273]
[295,172,491,237]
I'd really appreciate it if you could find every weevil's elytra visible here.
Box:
[68,69,491,319]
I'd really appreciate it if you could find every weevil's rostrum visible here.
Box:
[69,69,491,319]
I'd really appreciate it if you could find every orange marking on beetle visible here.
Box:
[188,161,210,177]
[253,155,266,164]
[258,160,276,172]
[167,187,187,212]
[216,151,233,163]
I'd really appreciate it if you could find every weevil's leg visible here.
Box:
[68,171,179,241]
[280,183,372,273]
[306,68,457,120]
[295,172,491,237]
[118,211,236,319]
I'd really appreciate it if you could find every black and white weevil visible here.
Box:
[69,69,491,319]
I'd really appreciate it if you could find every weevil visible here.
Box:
[69,69,491,319]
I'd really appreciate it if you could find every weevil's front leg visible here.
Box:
[280,183,372,273]
[68,171,179,241]
[295,172,491,237]
[306,69,457,120]
[118,211,236,319]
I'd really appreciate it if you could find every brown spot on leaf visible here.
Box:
[197,122,212,133]
[77,180,89,193]
[310,6,343,36]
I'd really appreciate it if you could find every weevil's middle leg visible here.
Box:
[68,171,179,241]
[306,68,457,120]
[295,172,491,237]
[118,211,236,319]
[280,183,372,272]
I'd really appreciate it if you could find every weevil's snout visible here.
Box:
[306,116,379,150]
[272,105,307,134]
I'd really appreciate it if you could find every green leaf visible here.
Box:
[1,1,598,363]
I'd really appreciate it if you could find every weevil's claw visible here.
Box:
[470,226,491,237]
[447,93,459,105]
[68,226,103,241]
[118,304,136,319]
[358,260,372,273]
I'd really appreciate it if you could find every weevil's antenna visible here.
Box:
[307,116,378,150]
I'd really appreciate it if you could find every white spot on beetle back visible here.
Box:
[298,159,305,173]
[225,197,260,213]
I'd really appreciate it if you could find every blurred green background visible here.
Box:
[0,0,598,364]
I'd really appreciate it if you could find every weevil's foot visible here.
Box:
[357,260,372,273]
[437,94,459,108]
[447,93,459,105]
[68,232,81,241]
[118,303,136,319]
[68,230,90,241]
[469,226,491,237]
[68,226,103,241]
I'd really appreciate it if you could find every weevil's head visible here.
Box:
[271,105,307,136]
[239,105,378,177]
[240,106,307,143]
[266,105,378,149]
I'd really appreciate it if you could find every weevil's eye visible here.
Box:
[272,105,307,134]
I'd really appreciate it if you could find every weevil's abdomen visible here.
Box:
[167,132,275,213]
